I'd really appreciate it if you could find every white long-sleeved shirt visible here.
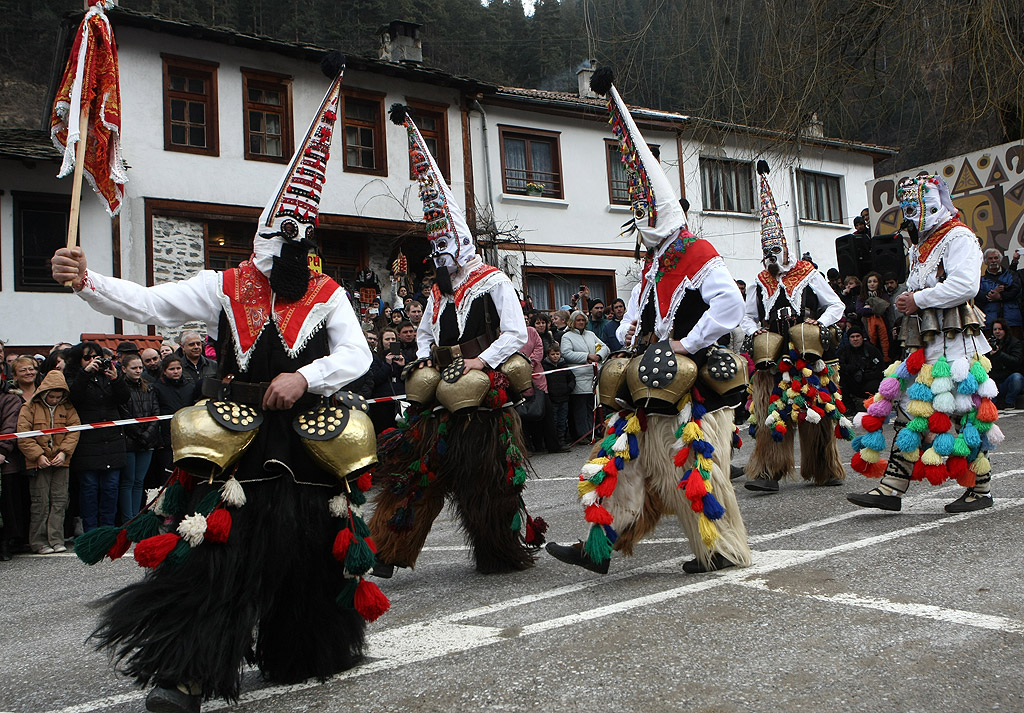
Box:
[908,224,990,361]
[616,261,744,353]
[415,278,527,367]
[76,268,371,395]
[741,269,843,335]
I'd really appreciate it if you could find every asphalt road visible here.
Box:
[2,413,1023,713]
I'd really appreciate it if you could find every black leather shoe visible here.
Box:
[371,562,395,579]
[730,463,745,480]
[744,476,779,493]
[145,686,200,713]
[545,541,609,574]
[944,489,993,513]
[847,490,902,511]
[682,552,735,574]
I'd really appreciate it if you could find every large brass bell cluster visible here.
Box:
[171,399,259,479]
[598,353,632,408]
[789,322,827,361]
[625,341,698,412]
[699,346,749,395]
[750,331,785,370]
[900,301,984,349]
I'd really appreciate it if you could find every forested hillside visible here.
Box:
[2,0,1021,172]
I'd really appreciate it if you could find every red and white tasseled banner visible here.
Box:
[0,364,602,442]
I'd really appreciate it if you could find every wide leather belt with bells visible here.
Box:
[200,377,317,411]
[431,334,490,368]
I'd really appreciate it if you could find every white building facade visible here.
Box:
[0,9,894,350]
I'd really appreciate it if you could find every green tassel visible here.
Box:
[196,490,221,515]
[420,472,430,487]
[166,539,191,567]
[437,421,448,436]
[335,579,357,609]
[510,510,522,531]
[512,466,527,486]
[969,360,988,383]
[952,434,970,457]
[348,488,367,506]
[583,523,613,564]
[932,355,951,378]
[161,482,186,518]
[74,526,121,565]
[906,416,929,433]
[352,515,371,538]
[344,537,375,575]
[125,511,161,542]
[601,434,617,452]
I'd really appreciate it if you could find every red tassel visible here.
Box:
[332,528,354,561]
[595,472,617,498]
[861,414,883,432]
[685,468,707,501]
[205,509,232,543]
[133,533,180,569]
[911,459,927,481]
[365,537,378,554]
[905,348,926,374]
[673,447,691,468]
[805,386,818,400]
[353,578,391,622]
[865,459,887,478]
[851,452,867,473]
[107,529,130,560]
[602,460,618,477]
[945,455,970,481]
[955,470,976,488]
[584,503,614,525]
[928,412,952,434]
[925,463,948,486]
[356,472,373,492]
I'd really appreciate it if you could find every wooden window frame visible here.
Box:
[162,54,219,156]
[606,139,660,206]
[12,191,72,293]
[798,169,844,224]
[699,157,754,214]
[341,87,387,177]
[405,97,450,181]
[523,266,616,312]
[498,125,563,199]
[241,67,293,164]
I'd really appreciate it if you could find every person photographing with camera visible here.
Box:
[63,342,129,533]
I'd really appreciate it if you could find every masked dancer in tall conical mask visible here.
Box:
[739,161,850,495]
[367,104,545,578]
[848,175,999,514]
[50,52,389,713]
[545,67,752,576]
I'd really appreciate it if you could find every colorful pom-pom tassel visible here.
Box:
[133,532,181,569]
[905,348,927,374]
[583,523,613,564]
[205,508,231,543]
[584,503,614,526]
[861,430,887,452]
[932,432,956,457]
[895,427,922,453]
[932,391,957,414]
[354,578,391,622]
[951,356,971,382]
[928,412,952,434]
[74,526,122,565]
[107,529,131,560]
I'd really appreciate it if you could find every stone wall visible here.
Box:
[151,214,208,345]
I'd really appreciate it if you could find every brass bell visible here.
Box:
[899,314,923,349]
[171,400,257,479]
[597,355,632,409]
[436,369,491,413]
[751,330,786,370]
[500,352,534,394]
[699,348,749,396]
[301,408,378,483]
[626,349,697,411]
[789,322,825,361]
[941,306,963,338]
[919,308,940,343]
[960,302,983,336]
[404,364,441,405]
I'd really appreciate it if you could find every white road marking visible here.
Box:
[37,477,1024,713]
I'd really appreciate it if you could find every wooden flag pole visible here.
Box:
[63,101,91,287]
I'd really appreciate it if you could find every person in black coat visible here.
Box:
[988,318,1024,410]
[119,354,160,523]
[838,326,884,415]
[64,342,130,532]
[370,328,404,433]
[151,354,198,481]
[542,343,576,447]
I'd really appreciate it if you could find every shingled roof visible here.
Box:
[0,128,61,162]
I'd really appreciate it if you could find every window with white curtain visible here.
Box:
[525,270,613,311]
[699,157,754,213]
[798,170,843,223]
[499,126,563,198]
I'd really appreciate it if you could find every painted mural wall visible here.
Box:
[868,141,1024,253]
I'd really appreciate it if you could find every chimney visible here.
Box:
[378,20,423,64]
[800,112,825,139]
[577,59,598,99]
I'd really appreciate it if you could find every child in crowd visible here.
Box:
[542,343,575,447]
[16,370,80,554]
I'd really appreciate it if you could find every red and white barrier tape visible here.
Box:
[1,364,604,442]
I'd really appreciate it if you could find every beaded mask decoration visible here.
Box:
[897,174,955,236]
